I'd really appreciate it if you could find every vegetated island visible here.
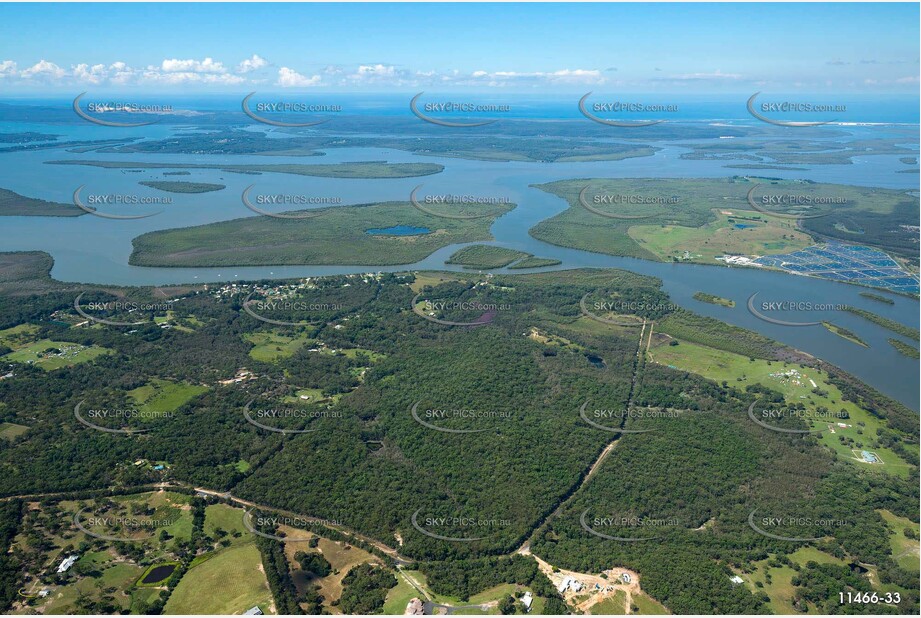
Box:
[163,171,191,176]
[0,131,59,143]
[822,321,869,347]
[859,292,896,305]
[46,159,445,179]
[446,245,561,270]
[528,177,919,268]
[843,307,920,340]
[888,338,920,359]
[95,126,665,163]
[508,256,562,269]
[724,164,808,171]
[693,291,735,307]
[0,187,83,217]
[130,201,514,267]
[140,181,226,194]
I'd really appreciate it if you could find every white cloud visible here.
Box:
[663,70,742,81]
[344,64,407,84]
[276,67,321,87]
[464,68,605,86]
[140,70,245,85]
[237,54,268,73]
[160,57,226,73]
[20,60,66,80]
[0,60,17,77]
[73,63,108,85]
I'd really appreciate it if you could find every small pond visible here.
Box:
[140,563,177,585]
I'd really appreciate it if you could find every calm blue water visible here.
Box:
[0,109,917,408]
[6,94,919,123]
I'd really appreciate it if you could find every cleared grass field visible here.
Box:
[878,509,920,572]
[110,491,195,545]
[244,331,315,362]
[628,209,810,263]
[742,547,845,615]
[588,590,627,614]
[40,562,146,614]
[649,338,913,475]
[632,591,669,614]
[2,339,111,370]
[165,542,273,615]
[530,177,817,263]
[409,272,463,294]
[284,535,380,613]
[128,378,208,414]
[0,323,40,348]
[203,503,248,539]
[0,421,28,440]
[383,572,420,615]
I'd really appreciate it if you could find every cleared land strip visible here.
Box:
[516,320,650,554]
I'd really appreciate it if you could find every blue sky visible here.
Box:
[0,2,917,93]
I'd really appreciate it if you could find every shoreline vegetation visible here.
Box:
[130,201,514,267]
[46,159,445,179]
[692,291,735,307]
[888,338,920,359]
[446,245,561,270]
[860,292,896,305]
[844,307,920,340]
[0,187,83,217]
[139,181,226,194]
[822,321,869,347]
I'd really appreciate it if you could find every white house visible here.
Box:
[56,555,79,573]
[729,575,744,585]
[557,576,584,594]
[520,591,534,612]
